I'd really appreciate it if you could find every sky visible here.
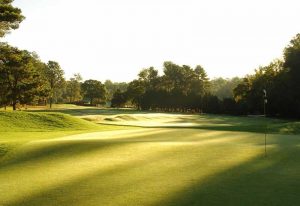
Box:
[3,0,300,82]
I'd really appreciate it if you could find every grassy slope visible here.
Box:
[0,106,300,206]
[0,111,98,132]
[0,111,128,161]
[89,112,300,135]
[26,105,300,134]
[0,128,299,206]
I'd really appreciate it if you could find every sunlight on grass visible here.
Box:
[0,129,265,206]
[0,141,162,204]
[56,128,164,141]
[1,107,300,205]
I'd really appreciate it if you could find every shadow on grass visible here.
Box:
[0,128,236,169]
[5,147,170,206]
[0,129,173,169]
[26,108,148,116]
[0,140,119,169]
[26,108,300,135]
[170,114,300,134]
[98,122,300,135]
[5,133,300,206]
[96,113,300,135]
[161,138,300,206]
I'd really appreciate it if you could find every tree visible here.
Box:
[111,89,127,108]
[210,77,242,99]
[221,98,237,114]
[126,80,145,109]
[44,61,65,108]
[64,73,82,103]
[122,62,212,112]
[233,60,285,116]
[163,61,188,93]
[104,80,128,101]
[0,54,9,109]
[0,0,25,37]
[0,68,9,109]
[283,33,300,117]
[194,65,210,91]
[81,79,106,105]
[138,67,159,90]
[0,43,44,110]
[202,94,221,114]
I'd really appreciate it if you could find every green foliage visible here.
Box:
[0,0,25,37]
[0,43,46,110]
[233,58,296,116]
[115,33,300,117]
[283,33,300,116]
[63,73,82,103]
[232,33,300,117]
[210,77,242,99]
[111,89,127,108]
[44,61,65,108]
[104,80,128,101]
[202,94,221,113]
[163,62,207,95]
[123,62,212,112]
[81,79,106,105]
[126,79,145,109]
[138,67,159,90]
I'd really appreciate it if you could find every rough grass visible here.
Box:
[0,106,300,206]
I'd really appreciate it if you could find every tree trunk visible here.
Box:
[12,101,16,111]
[50,97,53,109]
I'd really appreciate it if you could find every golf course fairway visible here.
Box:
[0,108,299,205]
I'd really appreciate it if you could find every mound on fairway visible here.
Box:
[0,111,98,132]
[1,125,300,206]
[1,108,300,206]
[0,111,127,161]
[85,113,300,135]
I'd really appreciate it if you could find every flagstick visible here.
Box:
[263,89,267,158]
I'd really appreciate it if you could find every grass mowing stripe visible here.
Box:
[1,107,300,205]
[0,111,133,162]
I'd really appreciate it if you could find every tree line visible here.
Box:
[1,1,300,118]
[111,63,242,114]
[0,1,124,110]
[233,34,300,118]
[0,42,124,110]
[111,34,300,118]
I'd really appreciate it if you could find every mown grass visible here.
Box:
[0,111,130,162]
[1,128,300,206]
[93,113,300,135]
[0,105,300,206]
[0,111,98,132]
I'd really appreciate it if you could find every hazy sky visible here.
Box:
[3,0,300,82]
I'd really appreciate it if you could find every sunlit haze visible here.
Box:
[3,0,300,82]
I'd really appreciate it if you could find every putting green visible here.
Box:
[0,109,300,205]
